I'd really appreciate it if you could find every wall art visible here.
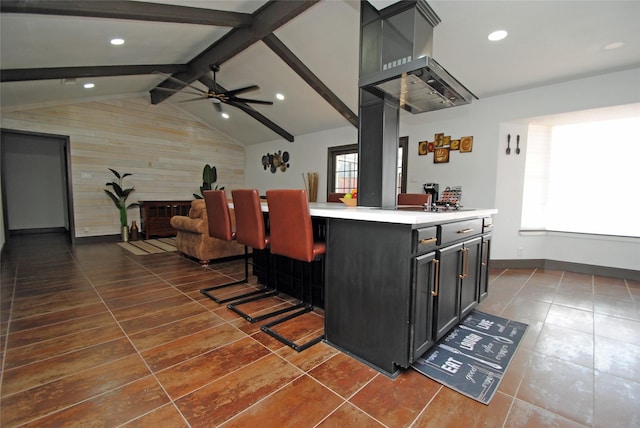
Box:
[418,141,428,155]
[262,150,290,173]
[434,147,450,163]
[418,133,474,163]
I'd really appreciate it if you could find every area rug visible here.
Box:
[412,309,528,404]
[117,237,177,255]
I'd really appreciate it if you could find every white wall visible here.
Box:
[247,67,640,271]
[245,126,358,200]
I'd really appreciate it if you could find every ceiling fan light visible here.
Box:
[83,83,95,89]
[221,112,230,119]
[110,38,125,46]
[488,30,508,42]
[276,93,285,101]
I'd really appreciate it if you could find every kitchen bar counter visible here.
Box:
[246,200,497,376]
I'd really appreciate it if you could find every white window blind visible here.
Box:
[521,105,640,237]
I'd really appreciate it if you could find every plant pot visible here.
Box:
[121,225,130,242]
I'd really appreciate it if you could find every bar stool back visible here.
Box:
[397,193,432,205]
[227,189,306,322]
[199,190,267,304]
[260,189,325,352]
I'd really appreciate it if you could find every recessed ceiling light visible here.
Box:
[488,30,508,42]
[603,41,624,51]
[275,93,285,101]
[83,83,95,89]
[221,112,230,119]
[110,38,125,46]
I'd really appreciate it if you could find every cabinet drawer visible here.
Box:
[416,226,438,253]
[439,219,482,246]
[483,217,493,233]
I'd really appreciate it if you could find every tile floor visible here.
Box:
[1,233,639,427]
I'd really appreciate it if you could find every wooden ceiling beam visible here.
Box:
[263,33,358,128]
[0,0,252,27]
[1,64,187,82]
[150,1,319,105]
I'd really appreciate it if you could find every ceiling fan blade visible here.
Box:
[225,85,260,97]
[153,72,207,94]
[153,87,206,97]
[230,97,274,105]
[178,96,210,102]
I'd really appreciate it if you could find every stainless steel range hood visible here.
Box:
[359,0,477,114]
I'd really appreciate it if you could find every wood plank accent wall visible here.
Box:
[1,97,245,238]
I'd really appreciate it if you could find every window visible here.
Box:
[327,138,408,196]
[521,104,640,237]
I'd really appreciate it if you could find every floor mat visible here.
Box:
[412,309,528,404]
[117,237,177,255]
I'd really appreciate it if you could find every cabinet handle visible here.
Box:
[431,259,440,297]
[459,248,469,279]
[457,228,474,234]
[419,237,437,245]
[481,241,489,267]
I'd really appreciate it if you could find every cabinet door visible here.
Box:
[459,237,482,319]
[478,234,491,301]
[411,251,436,361]
[434,243,462,341]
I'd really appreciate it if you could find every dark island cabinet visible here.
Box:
[411,251,437,361]
[325,215,490,377]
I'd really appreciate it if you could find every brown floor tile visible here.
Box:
[7,302,108,332]
[110,294,194,322]
[156,336,271,399]
[141,323,246,371]
[594,335,640,381]
[497,347,531,396]
[103,286,184,311]
[6,311,117,349]
[120,404,188,427]
[534,324,594,369]
[316,402,385,427]
[594,371,640,428]
[175,353,302,426]
[128,311,226,351]
[262,310,324,349]
[350,369,440,427]
[545,304,594,335]
[415,389,512,428]
[517,353,594,426]
[0,354,149,426]
[276,340,339,372]
[308,352,378,399]
[594,313,640,345]
[1,337,137,396]
[221,375,343,427]
[118,301,208,335]
[552,290,594,311]
[593,296,639,320]
[505,398,589,427]
[4,322,125,369]
[500,297,551,324]
[594,283,632,301]
[20,376,169,428]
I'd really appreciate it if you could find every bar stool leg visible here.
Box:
[260,257,325,352]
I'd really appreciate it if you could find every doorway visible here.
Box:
[1,129,75,245]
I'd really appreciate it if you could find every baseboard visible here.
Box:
[75,234,122,244]
[491,259,640,281]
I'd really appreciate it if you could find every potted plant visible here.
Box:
[104,168,140,241]
[193,164,224,199]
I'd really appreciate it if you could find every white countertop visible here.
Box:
[255,201,497,226]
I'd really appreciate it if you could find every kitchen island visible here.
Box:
[252,201,497,377]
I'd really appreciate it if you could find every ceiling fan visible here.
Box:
[154,64,273,114]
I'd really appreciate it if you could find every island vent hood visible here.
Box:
[359,0,477,114]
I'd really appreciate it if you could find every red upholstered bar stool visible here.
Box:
[397,193,432,205]
[226,189,306,322]
[261,189,326,352]
[199,190,268,304]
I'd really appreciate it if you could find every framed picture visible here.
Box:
[427,142,435,153]
[434,133,444,147]
[434,147,450,163]
[450,139,460,150]
[418,141,428,155]
[460,136,473,153]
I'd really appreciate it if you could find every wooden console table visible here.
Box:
[139,200,191,238]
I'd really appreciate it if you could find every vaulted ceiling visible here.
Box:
[2,0,639,146]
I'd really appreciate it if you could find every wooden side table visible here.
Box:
[139,200,192,238]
